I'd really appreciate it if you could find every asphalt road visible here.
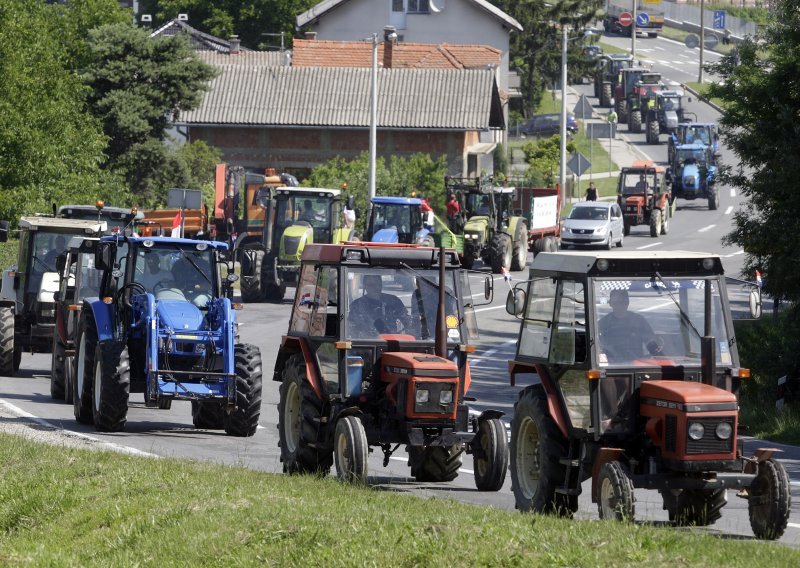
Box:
[2,32,798,547]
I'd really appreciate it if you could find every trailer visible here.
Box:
[510,184,561,255]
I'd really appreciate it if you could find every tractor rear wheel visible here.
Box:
[92,341,130,432]
[333,415,369,484]
[601,84,612,108]
[510,223,528,271]
[50,332,66,400]
[264,282,286,303]
[64,351,74,404]
[647,119,660,144]
[278,353,333,474]
[73,312,96,424]
[191,401,225,429]
[532,238,546,256]
[708,188,719,210]
[489,234,512,274]
[510,385,578,516]
[671,488,727,527]
[661,211,670,235]
[649,210,662,237]
[616,98,626,123]
[240,248,266,303]
[224,343,263,437]
[408,445,463,482]
[0,306,15,376]
[473,417,509,491]
[630,110,642,133]
[597,461,635,521]
[748,458,791,540]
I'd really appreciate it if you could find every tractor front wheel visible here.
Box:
[73,312,96,424]
[224,343,263,437]
[597,461,635,521]
[50,332,66,400]
[0,306,15,376]
[510,223,528,271]
[748,458,791,540]
[661,211,670,235]
[510,385,578,516]
[489,234,512,274]
[647,119,660,144]
[239,248,266,302]
[278,353,333,474]
[408,445,463,482]
[192,401,225,429]
[473,417,509,492]
[333,415,369,484]
[649,210,662,237]
[92,341,130,432]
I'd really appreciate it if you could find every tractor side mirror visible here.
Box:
[484,276,493,301]
[227,273,239,283]
[347,195,355,210]
[506,288,526,317]
[0,220,8,243]
[749,288,762,319]
[95,242,114,272]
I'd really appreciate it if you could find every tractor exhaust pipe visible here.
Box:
[435,246,446,358]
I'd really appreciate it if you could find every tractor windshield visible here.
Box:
[276,195,332,230]
[27,231,75,293]
[344,267,462,342]
[74,251,103,299]
[133,244,215,307]
[676,148,707,166]
[465,193,493,217]
[370,203,421,243]
[593,278,732,368]
[682,126,711,146]
[621,172,657,195]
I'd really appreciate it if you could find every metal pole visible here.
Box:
[631,0,637,61]
[368,33,378,201]
[560,25,568,206]
[699,0,705,83]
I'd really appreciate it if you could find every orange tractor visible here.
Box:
[617,160,673,237]
[275,242,508,488]
[505,250,789,539]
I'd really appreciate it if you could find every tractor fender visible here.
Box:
[232,234,263,257]
[476,409,505,421]
[743,448,783,474]
[332,227,354,244]
[591,447,626,502]
[274,336,324,401]
[83,299,115,342]
[507,216,523,241]
[508,360,570,440]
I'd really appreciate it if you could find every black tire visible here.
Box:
[191,401,225,429]
[708,188,719,210]
[0,306,15,376]
[616,231,624,248]
[616,98,626,123]
[224,343,263,437]
[647,119,660,144]
[264,282,286,303]
[74,312,96,424]
[489,234,512,274]
[461,254,475,269]
[408,445,463,482]
[333,415,369,484]
[748,458,791,540]
[661,212,669,235]
[649,209,662,238]
[605,232,613,251]
[50,332,66,400]
[510,385,578,516]
[278,353,333,474]
[239,248,265,303]
[532,238,546,256]
[601,84,612,108]
[597,461,635,521]
[510,223,528,271]
[623,220,631,236]
[92,341,130,432]
[473,417,509,491]
[672,489,727,527]
[630,110,642,134]
[64,353,74,404]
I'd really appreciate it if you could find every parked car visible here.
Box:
[521,113,578,137]
[560,201,624,249]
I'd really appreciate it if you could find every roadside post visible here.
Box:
[167,188,202,239]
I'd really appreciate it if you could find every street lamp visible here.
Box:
[368,33,378,202]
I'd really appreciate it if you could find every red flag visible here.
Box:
[172,212,181,229]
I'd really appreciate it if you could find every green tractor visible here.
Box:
[445,177,528,273]
[594,53,634,108]
[625,73,663,133]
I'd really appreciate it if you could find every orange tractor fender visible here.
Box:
[274,336,324,401]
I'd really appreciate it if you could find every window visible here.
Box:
[407,0,429,13]
[518,278,557,359]
[392,0,403,11]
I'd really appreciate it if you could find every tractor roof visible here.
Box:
[19,216,107,234]
[607,54,633,61]
[528,251,724,278]
[274,186,341,197]
[372,196,422,206]
[58,204,135,218]
[99,235,229,251]
[301,242,461,269]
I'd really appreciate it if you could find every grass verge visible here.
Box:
[1,433,797,566]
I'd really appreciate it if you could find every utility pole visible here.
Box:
[368,33,378,201]
[559,24,568,204]
[631,0,637,62]
[699,0,705,83]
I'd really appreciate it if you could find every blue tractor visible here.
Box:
[364,196,434,245]
[73,235,262,435]
[667,143,719,210]
[668,122,719,164]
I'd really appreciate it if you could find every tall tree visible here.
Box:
[80,23,218,204]
[705,0,800,302]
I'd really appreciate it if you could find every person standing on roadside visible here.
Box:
[607,109,618,139]
[585,182,598,202]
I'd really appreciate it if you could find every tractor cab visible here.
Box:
[594,54,634,107]
[58,202,138,235]
[617,161,671,237]
[669,143,719,208]
[669,122,720,163]
[365,196,426,244]
[504,250,789,540]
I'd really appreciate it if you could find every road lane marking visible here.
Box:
[471,339,517,366]
[723,250,745,258]
[636,242,663,250]
[474,304,508,313]
[724,206,733,215]
[698,225,716,233]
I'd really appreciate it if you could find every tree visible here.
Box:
[705,0,800,301]
[80,24,218,204]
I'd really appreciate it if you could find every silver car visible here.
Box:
[561,201,624,249]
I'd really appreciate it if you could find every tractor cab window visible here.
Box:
[518,277,557,359]
[676,148,706,166]
[28,232,72,291]
[466,193,493,217]
[75,252,102,300]
[278,196,331,228]
[371,203,420,244]
[290,265,340,338]
[594,278,732,368]
[621,172,656,195]
[132,245,215,308]
[344,267,462,342]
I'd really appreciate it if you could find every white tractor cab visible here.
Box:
[0,217,106,375]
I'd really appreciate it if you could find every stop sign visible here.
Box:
[619,12,633,26]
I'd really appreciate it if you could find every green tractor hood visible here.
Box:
[280,223,314,263]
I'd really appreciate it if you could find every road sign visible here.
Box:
[586,123,612,139]
[684,34,699,49]
[713,10,726,30]
[636,13,650,27]
[573,95,594,119]
[618,12,633,26]
[704,33,719,50]
[567,153,591,177]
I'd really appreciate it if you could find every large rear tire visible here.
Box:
[510,385,578,516]
[616,98,626,123]
[647,119,660,144]
[473,417,509,492]
[601,84,612,108]
[510,223,528,271]
[597,461,635,521]
[224,343,263,437]
[264,282,286,303]
[74,312,96,424]
[0,306,15,376]
[278,353,333,474]
[649,209,662,238]
[408,445,463,482]
[630,110,642,133]
[489,234,512,274]
[239,248,265,303]
[748,458,791,540]
[333,415,369,484]
[50,332,66,400]
[92,341,130,432]
[191,401,225,429]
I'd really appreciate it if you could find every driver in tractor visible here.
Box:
[348,274,409,337]
[171,256,213,308]
[634,174,651,195]
[299,199,318,223]
[598,289,663,363]
[476,196,491,216]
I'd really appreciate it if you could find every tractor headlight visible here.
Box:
[415,389,430,403]
[688,422,705,441]
[715,421,733,440]
[439,389,453,404]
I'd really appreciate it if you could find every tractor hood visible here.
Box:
[664,110,679,130]
[280,223,314,262]
[682,164,701,187]
[157,299,204,331]
[371,227,399,243]
[640,380,736,406]
[464,216,489,233]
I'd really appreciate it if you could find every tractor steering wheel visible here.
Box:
[117,282,147,309]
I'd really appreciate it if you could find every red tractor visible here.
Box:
[617,160,672,237]
[275,242,509,488]
[505,250,789,539]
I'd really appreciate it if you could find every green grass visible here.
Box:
[0,434,798,566]
[0,241,17,271]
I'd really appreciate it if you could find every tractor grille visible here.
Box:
[284,236,301,256]
[665,414,677,452]
[686,418,735,455]
[413,381,456,415]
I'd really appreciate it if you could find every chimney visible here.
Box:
[304,31,317,40]
[229,35,240,55]
[383,25,397,69]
